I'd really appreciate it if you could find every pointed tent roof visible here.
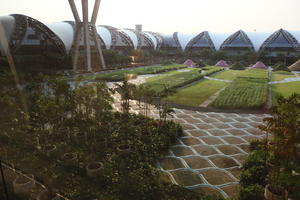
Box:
[259,29,300,52]
[220,30,254,51]
[215,60,229,67]
[289,60,300,71]
[183,59,196,67]
[251,61,267,69]
[186,31,215,51]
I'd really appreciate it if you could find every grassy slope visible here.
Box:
[143,66,222,91]
[166,80,228,106]
[212,70,245,80]
[86,64,186,81]
[272,81,300,104]
[211,69,269,109]
[271,71,296,81]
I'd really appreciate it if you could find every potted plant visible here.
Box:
[37,189,61,200]
[86,162,104,177]
[61,153,78,167]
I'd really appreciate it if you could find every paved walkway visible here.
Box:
[204,76,233,83]
[109,77,268,199]
[269,77,300,84]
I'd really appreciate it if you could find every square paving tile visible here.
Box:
[200,118,220,123]
[211,123,232,129]
[237,144,250,153]
[181,137,203,145]
[232,154,248,165]
[244,128,263,136]
[195,123,215,130]
[216,145,243,155]
[193,145,219,156]
[217,117,235,123]
[183,156,212,169]
[222,136,246,144]
[192,186,223,197]
[171,146,195,156]
[226,129,248,136]
[209,156,240,168]
[200,169,236,185]
[230,122,249,129]
[181,123,197,130]
[184,118,202,123]
[170,170,204,186]
[220,184,240,200]
[233,117,251,123]
[200,137,225,145]
[207,129,229,136]
[188,130,209,137]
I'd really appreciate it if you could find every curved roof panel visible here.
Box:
[288,30,300,45]
[161,33,180,48]
[209,32,231,50]
[46,22,74,53]
[96,26,112,49]
[122,29,138,49]
[175,32,196,51]
[0,16,16,53]
[245,31,271,51]
[186,31,215,50]
[143,32,157,49]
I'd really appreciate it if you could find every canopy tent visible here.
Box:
[289,60,300,71]
[215,60,229,67]
[251,61,267,69]
[183,59,196,67]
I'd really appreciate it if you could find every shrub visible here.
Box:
[273,62,290,72]
[162,60,173,65]
[230,62,245,70]
[240,184,264,200]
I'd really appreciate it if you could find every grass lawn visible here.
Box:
[272,81,300,104]
[84,64,186,81]
[211,69,269,109]
[143,66,223,91]
[271,71,296,81]
[165,80,229,106]
[212,70,245,80]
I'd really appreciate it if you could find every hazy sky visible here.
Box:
[1,0,299,34]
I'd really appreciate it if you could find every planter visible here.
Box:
[62,153,78,167]
[117,144,131,156]
[13,175,35,196]
[37,190,61,200]
[86,162,104,177]
[264,184,287,200]
[92,138,108,151]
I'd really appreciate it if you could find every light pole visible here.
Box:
[68,0,106,72]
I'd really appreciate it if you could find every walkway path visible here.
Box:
[269,77,300,84]
[109,78,268,199]
[200,87,226,107]
[204,76,233,83]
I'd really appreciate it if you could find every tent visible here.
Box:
[289,60,300,71]
[183,59,196,67]
[251,61,267,69]
[215,60,229,67]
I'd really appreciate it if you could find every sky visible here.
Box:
[1,0,299,34]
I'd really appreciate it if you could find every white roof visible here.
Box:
[96,26,112,49]
[122,29,138,49]
[0,16,15,52]
[209,32,231,50]
[143,32,157,49]
[176,32,197,51]
[45,22,74,53]
[246,31,272,51]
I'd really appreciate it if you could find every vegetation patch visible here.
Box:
[271,81,300,104]
[89,64,186,81]
[211,69,268,109]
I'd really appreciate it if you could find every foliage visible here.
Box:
[230,62,246,70]
[272,63,290,72]
[240,184,264,200]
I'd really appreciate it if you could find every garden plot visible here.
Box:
[211,69,268,109]
[272,81,300,104]
[271,71,296,81]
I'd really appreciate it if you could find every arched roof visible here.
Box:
[102,25,133,49]
[186,31,215,51]
[143,31,158,49]
[161,33,180,49]
[96,26,112,49]
[122,29,138,49]
[45,22,74,53]
[0,16,15,53]
[220,30,254,51]
[288,30,300,45]
[259,29,300,52]
[245,31,271,52]
[209,32,231,50]
[144,31,163,49]
[174,32,196,51]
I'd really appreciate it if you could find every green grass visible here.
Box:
[143,66,223,91]
[212,70,245,80]
[84,64,186,81]
[271,71,296,81]
[166,80,228,106]
[211,69,269,109]
[272,82,300,104]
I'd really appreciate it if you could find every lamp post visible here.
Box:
[68,0,106,72]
